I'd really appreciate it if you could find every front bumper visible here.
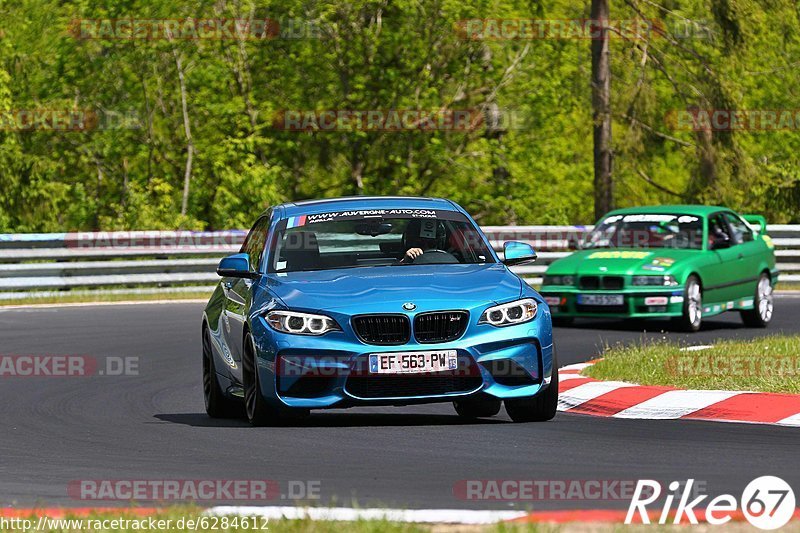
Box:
[248,313,554,409]
[539,287,686,318]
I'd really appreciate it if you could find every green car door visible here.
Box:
[704,212,745,304]
[722,211,765,297]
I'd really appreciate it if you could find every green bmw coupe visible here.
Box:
[540,205,778,331]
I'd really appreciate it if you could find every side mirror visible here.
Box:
[502,241,537,266]
[217,253,259,279]
[711,236,731,250]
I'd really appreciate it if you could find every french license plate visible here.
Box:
[369,350,457,374]
[577,294,624,306]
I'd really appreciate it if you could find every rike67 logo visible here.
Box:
[626,476,796,530]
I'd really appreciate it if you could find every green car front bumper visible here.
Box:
[539,286,687,319]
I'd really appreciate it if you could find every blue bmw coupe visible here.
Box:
[202,196,557,425]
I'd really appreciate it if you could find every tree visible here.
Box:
[591,0,613,219]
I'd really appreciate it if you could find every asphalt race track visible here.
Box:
[1,297,799,510]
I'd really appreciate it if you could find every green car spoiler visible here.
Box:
[742,214,768,234]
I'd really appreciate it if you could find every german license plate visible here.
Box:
[577,294,624,306]
[369,350,457,374]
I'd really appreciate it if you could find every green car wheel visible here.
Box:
[675,275,703,332]
[741,273,774,327]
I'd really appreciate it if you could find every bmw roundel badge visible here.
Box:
[402,302,416,311]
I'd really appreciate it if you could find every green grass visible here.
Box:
[584,335,800,394]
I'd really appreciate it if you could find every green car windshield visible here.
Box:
[584,213,704,250]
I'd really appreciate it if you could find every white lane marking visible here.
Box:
[205,506,527,524]
[559,373,592,382]
[680,345,714,352]
[560,362,593,372]
[774,292,800,298]
[557,381,635,410]
[613,390,741,419]
[776,413,800,427]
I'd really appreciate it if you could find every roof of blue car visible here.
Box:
[274,196,458,217]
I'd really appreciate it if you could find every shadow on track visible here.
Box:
[154,412,507,428]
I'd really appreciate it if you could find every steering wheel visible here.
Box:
[412,249,458,264]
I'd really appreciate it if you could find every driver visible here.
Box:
[398,219,443,264]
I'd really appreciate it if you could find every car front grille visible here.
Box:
[344,354,482,399]
[579,275,624,290]
[352,314,411,345]
[414,311,468,343]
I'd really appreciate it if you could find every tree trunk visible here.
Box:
[591,0,613,220]
[174,49,194,217]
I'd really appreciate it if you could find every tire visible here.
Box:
[203,327,241,418]
[674,275,703,332]
[741,273,773,328]
[504,355,559,423]
[453,394,502,419]
[242,332,282,426]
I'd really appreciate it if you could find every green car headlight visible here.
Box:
[543,275,575,286]
[631,275,679,287]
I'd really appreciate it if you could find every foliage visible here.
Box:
[0,0,798,231]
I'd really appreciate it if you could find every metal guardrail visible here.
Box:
[0,225,798,294]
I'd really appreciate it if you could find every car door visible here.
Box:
[721,211,761,298]
[704,212,741,305]
[223,213,270,368]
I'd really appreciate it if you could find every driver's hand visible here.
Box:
[403,248,423,262]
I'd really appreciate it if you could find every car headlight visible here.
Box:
[265,311,341,335]
[479,298,538,327]
[631,275,679,286]
[543,275,575,286]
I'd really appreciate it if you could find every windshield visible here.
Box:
[584,213,704,250]
[269,209,494,272]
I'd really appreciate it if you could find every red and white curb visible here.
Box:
[558,361,800,427]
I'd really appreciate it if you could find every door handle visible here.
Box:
[737,253,744,259]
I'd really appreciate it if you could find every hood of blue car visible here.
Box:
[264,263,524,314]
